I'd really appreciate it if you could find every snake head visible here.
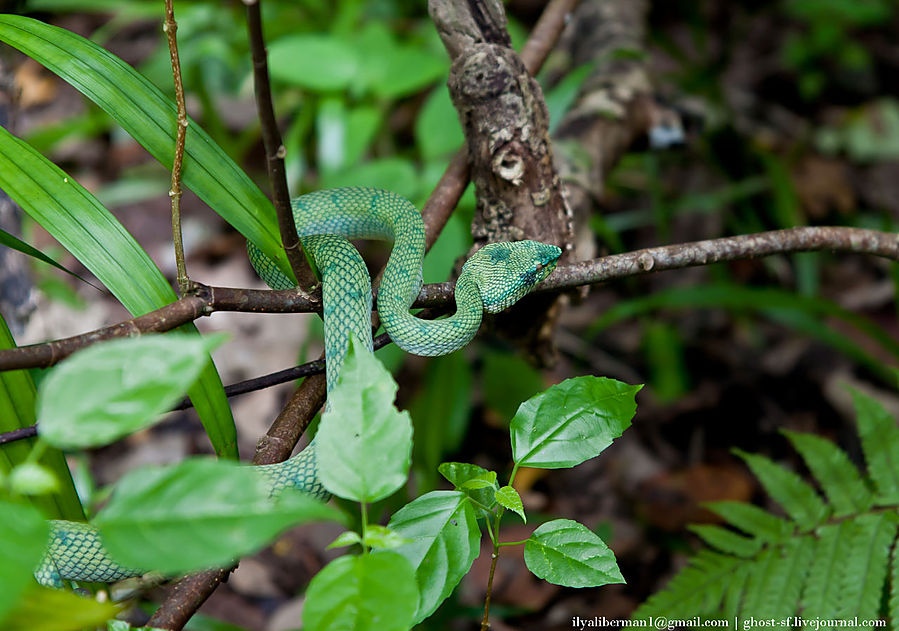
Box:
[464,240,561,314]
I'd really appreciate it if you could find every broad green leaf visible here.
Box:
[0,126,236,458]
[328,531,363,550]
[0,500,49,620]
[320,158,420,203]
[94,458,342,573]
[511,376,641,469]
[687,524,763,558]
[0,315,83,520]
[317,337,412,503]
[0,15,288,278]
[704,501,795,542]
[0,226,95,286]
[302,552,418,631]
[461,474,498,491]
[496,485,525,523]
[416,84,464,160]
[269,34,358,91]
[388,491,480,623]
[9,463,59,496]
[354,25,446,99]
[735,450,830,531]
[1,584,119,631]
[782,429,874,515]
[363,525,411,550]
[524,519,624,588]
[851,389,899,503]
[37,334,226,449]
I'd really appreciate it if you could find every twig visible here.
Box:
[519,0,580,74]
[163,0,190,295]
[1,227,896,375]
[244,0,317,294]
[0,425,36,445]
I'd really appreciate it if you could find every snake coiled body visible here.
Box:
[34,187,561,587]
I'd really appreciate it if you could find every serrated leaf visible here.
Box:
[363,525,411,550]
[633,550,741,620]
[328,531,363,550]
[0,315,83,520]
[38,334,225,449]
[782,429,874,515]
[889,531,899,628]
[0,500,49,619]
[94,458,342,574]
[511,376,641,469]
[0,584,119,631]
[524,519,624,588]
[735,450,830,531]
[704,501,795,542]
[0,125,235,458]
[302,551,418,631]
[741,536,814,619]
[317,337,412,503]
[801,520,857,621]
[852,389,899,504]
[0,15,288,278]
[496,486,526,523]
[388,491,480,623]
[837,512,898,618]
[688,524,762,558]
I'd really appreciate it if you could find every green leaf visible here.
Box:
[704,501,795,542]
[37,334,226,449]
[0,15,288,278]
[363,525,411,550]
[319,158,420,203]
[889,531,899,628]
[416,84,464,160]
[734,450,830,531]
[511,376,641,469]
[0,500,49,620]
[302,551,418,631]
[782,429,874,515]
[496,485,526,523]
[836,512,898,618]
[0,584,119,631]
[388,491,480,623]
[740,537,815,619]
[0,126,236,458]
[801,520,857,621]
[328,531,363,550]
[688,524,762,558]
[9,463,60,496]
[94,458,342,574]
[524,519,624,588]
[851,389,899,503]
[0,226,95,287]
[460,474,498,491]
[438,462,497,513]
[0,315,83,520]
[268,34,359,91]
[317,337,412,503]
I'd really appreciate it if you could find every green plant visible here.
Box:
[635,389,899,623]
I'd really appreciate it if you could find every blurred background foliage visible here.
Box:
[2,0,899,626]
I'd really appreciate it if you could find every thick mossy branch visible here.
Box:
[634,390,899,624]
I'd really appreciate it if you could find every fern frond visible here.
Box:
[889,534,899,631]
[783,429,874,516]
[743,536,814,619]
[689,525,762,558]
[852,390,899,504]
[705,500,795,542]
[837,511,898,618]
[800,520,857,622]
[723,564,751,620]
[633,550,741,620]
[734,450,830,530]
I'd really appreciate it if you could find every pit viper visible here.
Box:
[33,186,561,587]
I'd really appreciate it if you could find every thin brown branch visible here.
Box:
[519,0,580,75]
[245,0,317,294]
[163,0,190,295]
[0,424,36,445]
[2,227,896,375]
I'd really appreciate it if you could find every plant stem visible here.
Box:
[481,509,504,630]
[163,0,189,295]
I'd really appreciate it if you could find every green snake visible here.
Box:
[33,186,561,588]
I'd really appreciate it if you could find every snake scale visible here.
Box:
[33,186,561,587]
